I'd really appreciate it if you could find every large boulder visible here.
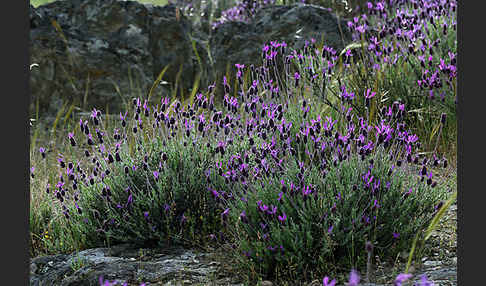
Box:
[30,243,244,285]
[29,0,195,118]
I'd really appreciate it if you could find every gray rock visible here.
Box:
[30,244,244,285]
[30,0,187,118]
[423,260,442,267]
[149,2,196,96]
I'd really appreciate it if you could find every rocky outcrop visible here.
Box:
[29,0,351,119]
[30,0,197,118]
[29,243,457,286]
[30,243,244,286]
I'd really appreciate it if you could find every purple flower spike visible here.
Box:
[221,208,230,219]
[39,147,46,159]
[259,204,269,212]
[294,72,300,86]
[348,269,360,286]
[68,132,77,147]
[240,211,248,223]
[364,89,376,107]
[394,273,413,286]
[322,276,336,286]
[126,194,133,206]
[267,205,277,215]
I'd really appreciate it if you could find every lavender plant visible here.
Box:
[31,34,448,278]
[213,70,447,282]
[49,94,258,249]
[342,0,457,156]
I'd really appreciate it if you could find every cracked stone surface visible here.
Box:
[30,243,244,285]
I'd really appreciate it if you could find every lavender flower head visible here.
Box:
[394,273,413,286]
[348,269,360,286]
[322,276,336,286]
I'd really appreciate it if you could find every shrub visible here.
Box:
[33,35,448,278]
[201,72,449,282]
[226,149,444,282]
[56,94,256,249]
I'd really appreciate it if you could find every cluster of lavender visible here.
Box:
[323,270,436,286]
[211,0,277,29]
[348,0,456,108]
[219,75,446,279]
[35,38,446,283]
[212,0,336,29]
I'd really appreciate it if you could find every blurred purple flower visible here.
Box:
[221,208,230,219]
[348,270,360,286]
[39,147,46,158]
[365,88,376,99]
[323,276,336,286]
[417,274,435,286]
[394,273,413,286]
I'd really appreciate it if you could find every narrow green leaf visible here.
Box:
[148,65,170,103]
[424,191,457,241]
[172,63,184,99]
[405,232,419,274]
[189,72,201,107]
[429,122,441,146]
[62,103,76,127]
[51,101,68,137]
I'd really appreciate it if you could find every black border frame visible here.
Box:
[2,0,30,285]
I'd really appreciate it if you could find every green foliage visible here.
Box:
[225,150,446,283]
[61,108,250,250]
